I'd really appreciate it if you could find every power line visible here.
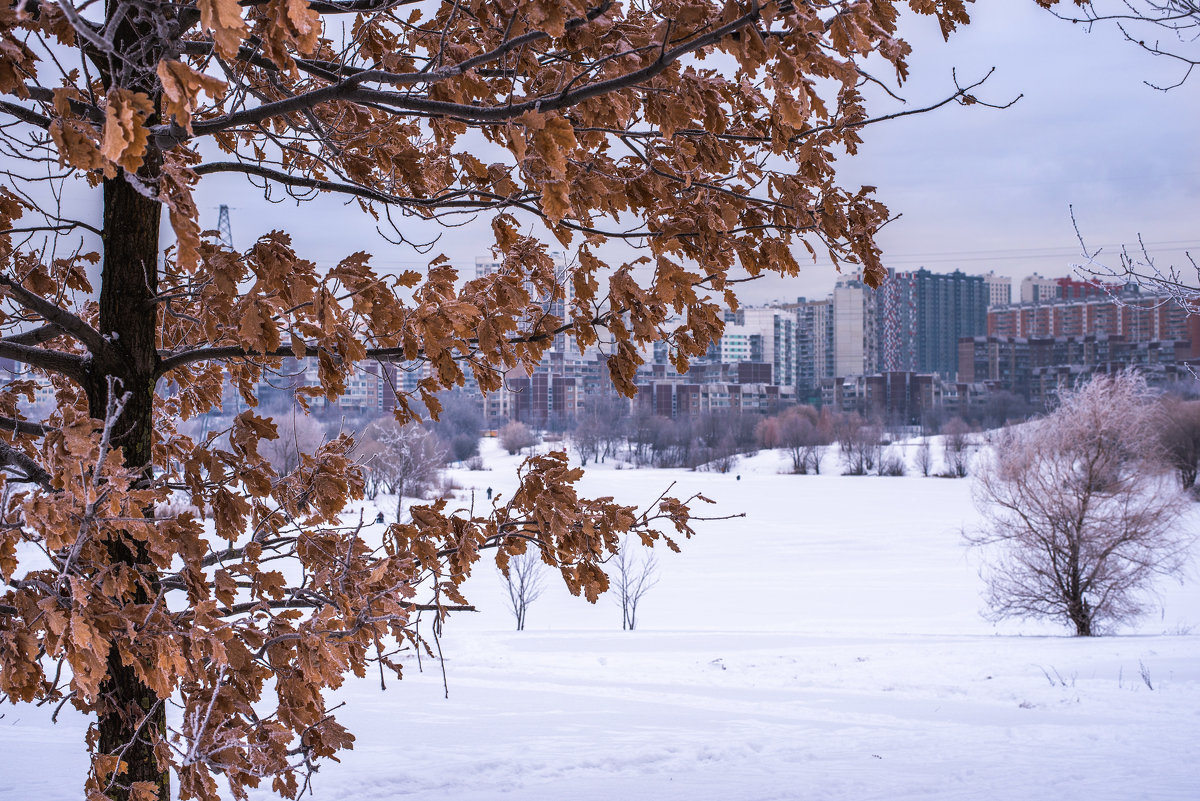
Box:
[874,239,1200,260]
[799,240,1200,269]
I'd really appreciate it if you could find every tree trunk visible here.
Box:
[1067,592,1093,637]
[91,172,169,800]
[1182,465,1197,491]
[87,0,172,789]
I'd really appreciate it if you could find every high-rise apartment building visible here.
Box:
[1020,273,1058,304]
[982,271,1012,308]
[987,293,1195,342]
[789,281,877,395]
[736,307,796,387]
[877,268,987,379]
[832,279,878,378]
[877,270,918,372]
[794,297,833,397]
[716,324,761,364]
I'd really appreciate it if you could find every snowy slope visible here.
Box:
[2,439,1197,800]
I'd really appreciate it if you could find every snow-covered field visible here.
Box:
[3,440,1198,800]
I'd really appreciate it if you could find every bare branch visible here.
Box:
[0,414,51,437]
[0,273,109,355]
[0,340,87,381]
[0,439,52,488]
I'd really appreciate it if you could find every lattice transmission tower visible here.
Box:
[216,204,234,249]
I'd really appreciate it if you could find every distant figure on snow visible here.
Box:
[374,511,384,524]
[736,474,741,481]
[486,487,493,500]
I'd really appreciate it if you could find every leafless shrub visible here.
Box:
[612,537,659,631]
[499,420,538,455]
[941,417,973,478]
[916,438,933,477]
[501,549,547,631]
[877,448,906,476]
[968,373,1193,636]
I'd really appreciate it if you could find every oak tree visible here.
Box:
[0,0,989,799]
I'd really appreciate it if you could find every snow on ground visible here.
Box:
[2,439,1198,800]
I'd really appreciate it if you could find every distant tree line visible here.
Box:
[190,380,1200,490]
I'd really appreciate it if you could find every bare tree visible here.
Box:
[760,406,828,475]
[612,538,659,631]
[968,373,1193,636]
[587,395,630,463]
[1156,396,1200,491]
[499,421,539,455]
[836,414,882,476]
[941,417,973,478]
[259,412,327,476]
[361,420,448,522]
[572,417,605,466]
[916,437,934,477]
[501,549,547,631]
[702,435,739,474]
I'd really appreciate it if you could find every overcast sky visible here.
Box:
[192,3,1199,306]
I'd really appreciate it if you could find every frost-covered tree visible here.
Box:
[361,420,447,522]
[968,373,1193,636]
[499,420,538,455]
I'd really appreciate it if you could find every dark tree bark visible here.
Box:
[91,173,169,800]
[86,0,171,770]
